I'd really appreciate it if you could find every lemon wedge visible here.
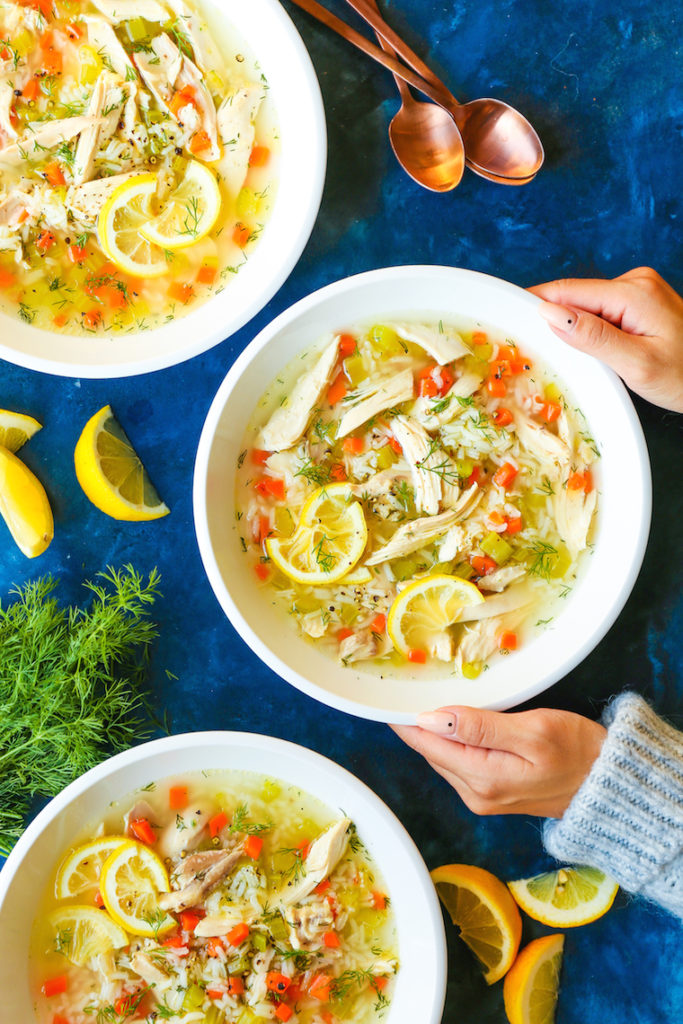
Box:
[74,405,169,522]
[508,866,618,927]
[503,934,564,1024]
[55,835,129,900]
[0,409,42,453]
[98,173,167,277]
[48,905,129,966]
[140,159,221,250]
[387,574,484,659]
[266,482,367,585]
[100,839,175,938]
[0,445,53,558]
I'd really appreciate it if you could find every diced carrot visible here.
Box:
[206,937,225,958]
[388,436,402,456]
[309,973,331,1001]
[0,268,16,289]
[371,891,387,910]
[497,344,518,362]
[407,648,426,664]
[36,229,56,252]
[162,930,189,954]
[471,555,497,576]
[487,509,507,528]
[337,627,353,642]
[505,515,523,534]
[68,244,87,263]
[327,371,347,405]
[342,436,363,455]
[254,563,269,581]
[169,785,188,810]
[244,835,263,859]
[315,877,331,895]
[209,811,229,838]
[207,989,225,1000]
[169,281,194,304]
[275,1005,293,1022]
[0,44,11,60]
[508,357,530,374]
[43,161,65,187]
[266,972,291,994]
[249,144,270,167]
[372,976,388,992]
[251,448,271,465]
[252,514,271,546]
[329,463,347,481]
[189,129,211,154]
[169,84,196,117]
[567,469,593,492]
[42,976,67,997]
[493,407,513,427]
[41,40,62,74]
[297,839,311,859]
[499,630,518,651]
[254,476,286,501]
[418,375,439,398]
[129,818,156,845]
[93,889,105,908]
[370,613,386,634]
[104,284,126,309]
[65,21,83,39]
[321,1014,335,1024]
[22,77,40,102]
[197,263,217,285]
[467,465,481,487]
[179,908,205,932]
[22,0,53,19]
[232,222,251,247]
[493,462,518,489]
[471,331,488,345]
[323,930,340,948]
[227,922,250,947]
[226,976,244,996]
[52,1015,70,1024]
[339,332,357,357]
[83,308,102,329]
[486,376,507,398]
[582,469,593,493]
[542,400,562,423]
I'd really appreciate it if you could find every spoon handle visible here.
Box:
[362,0,411,101]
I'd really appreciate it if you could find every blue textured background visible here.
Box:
[1,0,681,1019]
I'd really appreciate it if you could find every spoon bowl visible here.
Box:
[388,89,466,191]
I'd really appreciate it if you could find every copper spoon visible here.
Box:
[345,0,543,181]
[362,0,535,188]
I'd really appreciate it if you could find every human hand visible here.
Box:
[392,706,606,819]
[528,266,683,412]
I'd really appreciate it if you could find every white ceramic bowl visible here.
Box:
[0,731,446,1023]
[193,266,652,722]
[0,0,326,379]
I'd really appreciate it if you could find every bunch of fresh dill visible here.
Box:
[0,565,161,856]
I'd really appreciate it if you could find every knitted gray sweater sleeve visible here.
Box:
[542,692,683,919]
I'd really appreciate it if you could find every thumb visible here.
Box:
[417,705,526,754]
[537,300,648,383]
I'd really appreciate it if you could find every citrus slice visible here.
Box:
[340,565,373,585]
[55,836,129,900]
[0,445,53,557]
[266,483,367,585]
[503,934,564,1024]
[100,839,175,938]
[431,863,522,985]
[98,173,167,277]
[0,409,42,453]
[387,574,484,658]
[140,159,221,249]
[508,866,618,927]
[74,405,169,521]
[48,905,129,966]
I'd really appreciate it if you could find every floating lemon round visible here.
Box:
[0,445,53,558]
[55,835,129,900]
[74,405,169,522]
[140,159,222,250]
[387,574,484,659]
[98,173,167,277]
[266,483,367,585]
[503,934,564,1024]
[508,866,618,927]
[431,863,522,985]
[48,905,129,966]
[0,409,42,453]
[99,839,175,938]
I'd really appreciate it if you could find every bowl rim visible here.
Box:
[0,0,327,379]
[193,265,653,722]
[0,730,448,1024]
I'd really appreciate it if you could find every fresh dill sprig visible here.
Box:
[229,802,272,836]
[141,907,169,942]
[527,541,558,580]
[294,458,331,487]
[0,566,161,855]
[313,535,337,573]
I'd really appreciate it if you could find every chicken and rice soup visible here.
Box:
[31,771,397,1023]
[0,0,276,334]
[235,319,599,677]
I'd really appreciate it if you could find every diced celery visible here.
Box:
[13,29,33,58]
[339,602,359,625]
[337,888,362,910]
[544,381,562,403]
[375,444,397,471]
[453,562,474,580]
[125,17,148,42]
[172,153,188,176]
[391,557,418,582]
[261,779,281,802]
[237,187,260,219]
[549,542,572,578]
[430,561,453,576]
[525,492,548,510]
[274,506,295,537]
[229,953,251,974]
[145,108,165,125]
[205,1008,225,1024]
[182,983,205,1011]
[267,914,289,941]
[252,931,267,952]
[463,354,490,377]
[475,341,493,359]
[237,1011,266,1024]
[479,532,512,565]
[455,458,474,480]
[462,660,483,679]
[345,353,367,385]
[369,324,402,355]
[293,594,320,614]
[78,45,103,86]
[355,908,384,929]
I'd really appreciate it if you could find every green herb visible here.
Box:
[276,946,314,970]
[0,39,20,70]
[394,480,414,512]
[229,802,271,836]
[294,458,331,487]
[538,477,555,496]
[429,395,451,415]
[237,449,247,468]
[96,46,115,73]
[180,196,201,238]
[175,812,187,832]
[417,441,458,485]
[331,968,376,1001]
[141,908,169,941]
[85,986,150,1023]
[54,927,72,956]
[313,534,337,573]
[0,566,160,855]
[75,231,89,248]
[527,541,558,580]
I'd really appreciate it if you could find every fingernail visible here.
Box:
[538,301,578,334]
[416,710,457,735]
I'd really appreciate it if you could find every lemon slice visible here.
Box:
[48,905,129,966]
[508,866,618,927]
[387,574,484,659]
[503,934,564,1024]
[266,483,367,585]
[0,409,42,453]
[340,565,373,585]
[98,173,167,277]
[55,836,129,900]
[140,159,221,250]
[74,405,169,522]
[0,445,53,558]
[100,839,175,938]
[431,863,522,985]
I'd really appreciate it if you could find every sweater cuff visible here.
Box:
[543,692,683,918]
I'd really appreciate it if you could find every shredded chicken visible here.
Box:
[130,952,173,990]
[339,629,378,663]
[515,415,571,479]
[286,901,335,950]
[366,509,459,565]
[478,564,527,593]
[216,85,265,197]
[260,336,340,451]
[337,369,414,438]
[73,72,125,185]
[159,844,245,913]
[554,482,597,559]
[386,321,471,364]
[156,801,212,860]
[391,415,442,515]
[458,582,535,623]
[457,609,527,665]
[84,15,136,79]
[0,116,103,167]
[91,0,170,22]
[279,818,351,906]
[67,171,140,224]
[194,908,257,938]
